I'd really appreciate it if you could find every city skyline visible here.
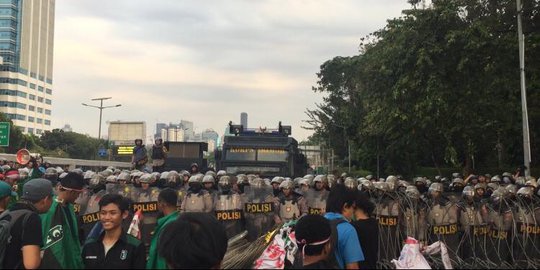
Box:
[50,0,410,141]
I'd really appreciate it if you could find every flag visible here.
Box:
[128,209,143,240]
[40,199,84,269]
[85,221,104,244]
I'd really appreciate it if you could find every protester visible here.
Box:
[1,178,53,269]
[352,192,378,269]
[0,180,16,215]
[324,184,364,269]
[4,169,20,207]
[82,194,146,269]
[40,172,85,269]
[147,188,179,269]
[295,214,333,268]
[158,212,228,269]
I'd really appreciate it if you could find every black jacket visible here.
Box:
[81,231,146,269]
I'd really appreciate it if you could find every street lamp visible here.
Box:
[82,97,121,140]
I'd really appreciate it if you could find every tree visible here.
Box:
[305,0,540,177]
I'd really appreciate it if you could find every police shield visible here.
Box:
[214,193,244,239]
[80,190,107,239]
[243,185,276,241]
[304,189,328,215]
[73,189,91,217]
[131,187,160,246]
[106,183,136,201]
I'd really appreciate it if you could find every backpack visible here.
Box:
[291,218,346,269]
[0,209,33,269]
[327,218,347,269]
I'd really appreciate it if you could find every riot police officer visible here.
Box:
[203,174,217,197]
[214,175,244,238]
[270,176,284,197]
[426,182,460,264]
[457,186,489,264]
[274,179,307,224]
[181,174,213,213]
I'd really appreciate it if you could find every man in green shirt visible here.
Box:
[147,188,179,269]
[40,172,85,269]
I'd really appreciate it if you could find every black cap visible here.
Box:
[60,172,85,190]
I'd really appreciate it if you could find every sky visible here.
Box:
[52,0,411,143]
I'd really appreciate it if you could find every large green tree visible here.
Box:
[306,0,540,177]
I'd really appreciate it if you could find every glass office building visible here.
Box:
[0,0,54,134]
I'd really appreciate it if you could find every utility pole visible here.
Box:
[517,0,531,176]
[82,97,121,140]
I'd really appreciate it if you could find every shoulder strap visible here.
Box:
[327,218,347,268]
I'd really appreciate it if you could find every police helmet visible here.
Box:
[251,177,264,188]
[344,177,357,190]
[219,175,231,187]
[491,175,501,183]
[405,186,420,200]
[373,181,389,192]
[117,172,130,182]
[83,170,95,180]
[474,183,486,191]
[505,184,517,195]
[414,177,427,186]
[271,177,284,185]
[236,174,248,184]
[279,180,294,190]
[525,178,537,189]
[106,175,117,183]
[462,186,475,198]
[313,175,326,183]
[160,171,170,180]
[358,179,374,191]
[365,175,374,181]
[428,182,444,193]
[139,173,154,184]
[487,183,499,191]
[299,178,310,187]
[517,187,534,198]
[515,177,526,186]
[216,170,227,177]
[303,174,315,182]
[202,175,215,184]
[18,168,30,177]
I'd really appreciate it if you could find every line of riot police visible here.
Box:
[58,167,540,269]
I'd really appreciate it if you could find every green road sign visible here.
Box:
[0,122,10,147]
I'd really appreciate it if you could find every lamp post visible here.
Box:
[82,97,121,140]
[516,0,531,177]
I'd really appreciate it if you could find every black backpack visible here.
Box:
[0,209,33,269]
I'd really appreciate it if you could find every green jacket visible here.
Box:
[146,211,179,269]
[40,197,84,269]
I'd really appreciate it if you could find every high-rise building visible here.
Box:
[0,0,55,135]
[155,122,167,139]
[201,129,219,151]
[180,120,194,140]
[240,112,247,128]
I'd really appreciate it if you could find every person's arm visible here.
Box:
[21,214,44,269]
[133,242,147,269]
[342,225,364,269]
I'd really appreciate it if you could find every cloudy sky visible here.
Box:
[52,0,411,142]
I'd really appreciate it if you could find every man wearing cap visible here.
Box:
[0,180,16,215]
[40,172,85,269]
[1,178,53,269]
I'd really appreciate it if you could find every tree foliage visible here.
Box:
[306,0,540,177]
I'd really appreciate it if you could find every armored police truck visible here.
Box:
[215,121,307,177]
